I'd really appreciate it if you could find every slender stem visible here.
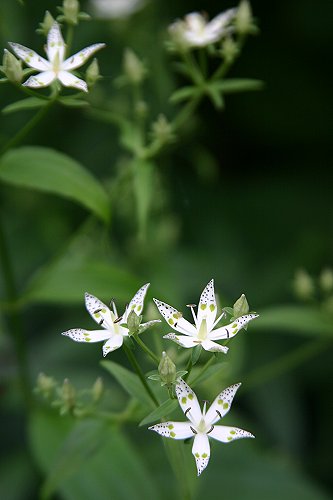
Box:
[0,217,31,407]
[183,355,192,381]
[172,94,202,131]
[243,338,332,392]
[122,343,159,406]
[0,100,55,155]
[133,334,159,364]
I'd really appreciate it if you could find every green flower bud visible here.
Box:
[123,48,146,85]
[127,309,141,334]
[2,49,23,83]
[35,372,57,398]
[319,268,333,293]
[38,11,56,36]
[92,377,103,402]
[293,269,314,301]
[151,114,175,146]
[85,58,101,88]
[233,293,249,318]
[235,0,256,35]
[220,37,239,63]
[158,351,177,386]
[60,378,76,414]
[63,0,80,25]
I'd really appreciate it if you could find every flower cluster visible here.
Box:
[61,279,258,475]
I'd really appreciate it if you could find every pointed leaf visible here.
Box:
[0,147,110,223]
[170,86,198,104]
[2,97,48,114]
[139,398,178,426]
[214,78,264,94]
[101,360,155,409]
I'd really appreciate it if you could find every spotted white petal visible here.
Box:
[138,319,161,334]
[210,313,259,340]
[85,293,114,329]
[201,339,229,354]
[57,70,88,92]
[62,43,106,70]
[196,279,217,331]
[163,333,198,349]
[149,421,193,440]
[192,433,210,476]
[122,283,149,322]
[153,298,197,336]
[102,334,124,356]
[8,43,50,71]
[205,383,241,425]
[23,71,55,88]
[175,378,202,425]
[61,328,110,343]
[209,425,255,443]
[46,22,65,64]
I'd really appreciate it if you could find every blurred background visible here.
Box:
[0,0,332,499]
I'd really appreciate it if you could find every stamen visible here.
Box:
[185,407,191,417]
[190,426,197,434]
[225,328,229,339]
[186,303,197,323]
[114,316,123,324]
[99,319,104,326]
[207,425,214,434]
[216,409,222,419]
[212,310,226,329]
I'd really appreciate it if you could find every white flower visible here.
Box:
[9,22,105,92]
[153,279,258,353]
[91,0,146,19]
[62,283,160,357]
[169,9,236,48]
[149,378,254,476]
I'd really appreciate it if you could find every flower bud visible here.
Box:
[319,268,333,293]
[293,269,314,301]
[92,377,103,402]
[123,48,146,85]
[2,49,23,83]
[151,114,175,146]
[63,0,80,25]
[127,309,141,334]
[220,37,239,63]
[158,351,177,386]
[60,378,76,414]
[235,0,255,35]
[38,11,56,36]
[85,58,101,88]
[35,372,56,398]
[233,293,249,318]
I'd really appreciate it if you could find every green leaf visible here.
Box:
[2,97,48,114]
[251,306,333,337]
[169,86,198,104]
[57,97,89,108]
[29,410,159,500]
[0,147,110,223]
[205,83,225,109]
[101,360,154,409]
[214,78,264,94]
[139,398,178,426]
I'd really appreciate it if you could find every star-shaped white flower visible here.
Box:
[149,378,254,476]
[154,279,258,353]
[169,9,236,48]
[62,283,160,357]
[9,22,105,92]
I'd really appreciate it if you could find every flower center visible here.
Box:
[197,318,208,341]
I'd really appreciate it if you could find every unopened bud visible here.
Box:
[158,351,177,386]
[38,11,55,36]
[35,372,56,398]
[127,309,141,334]
[92,377,103,402]
[319,268,333,293]
[86,58,101,88]
[151,114,175,145]
[293,269,314,301]
[221,37,239,63]
[63,0,80,25]
[2,49,23,83]
[123,48,146,85]
[233,293,249,318]
[61,378,76,408]
[235,0,255,35]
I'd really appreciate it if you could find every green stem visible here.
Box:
[244,338,332,392]
[172,94,202,131]
[0,217,31,407]
[122,343,159,406]
[133,334,159,364]
[183,355,192,382]
[0,99,55,155]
